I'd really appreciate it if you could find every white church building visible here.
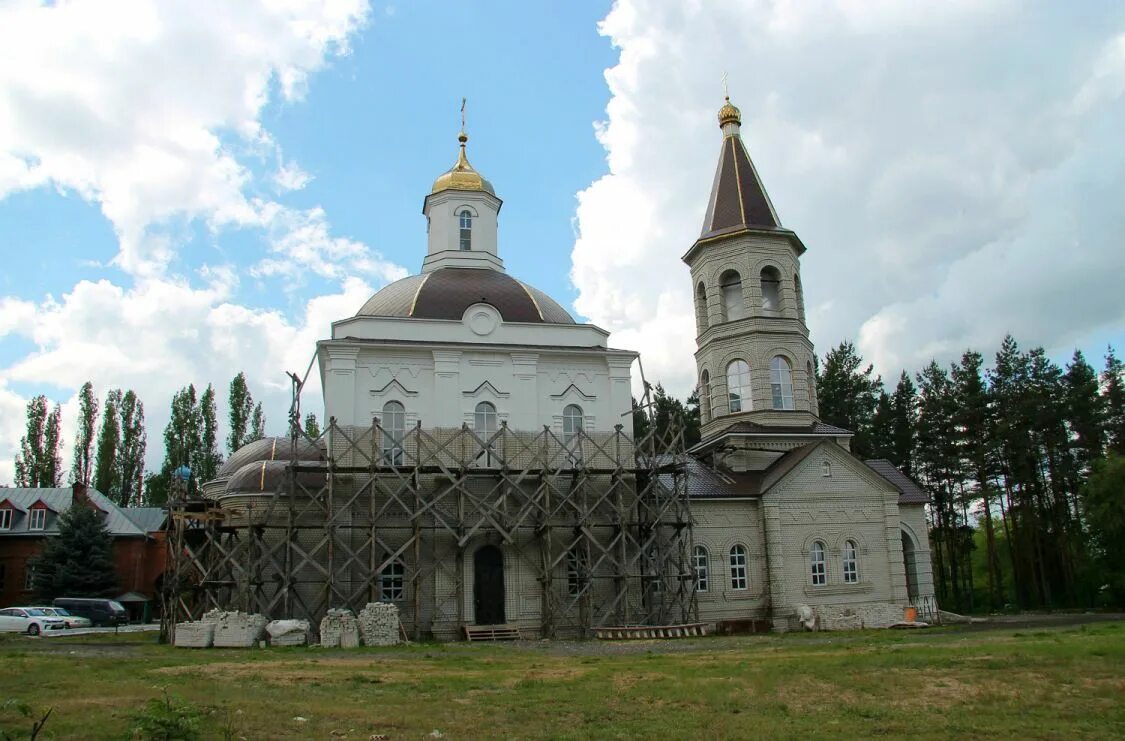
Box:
[196,96,935,637]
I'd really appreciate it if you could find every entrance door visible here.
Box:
[473,545,506,625]
[902,531,919,602]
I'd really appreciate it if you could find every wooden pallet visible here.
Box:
[464,624,523,642]
[593,623,708,640]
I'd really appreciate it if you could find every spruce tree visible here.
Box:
[31,501,118,599]
[890,371,917,477]
[869,391,895,462]
[71,381,99,485]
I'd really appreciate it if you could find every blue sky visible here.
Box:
[1,1,1124,483]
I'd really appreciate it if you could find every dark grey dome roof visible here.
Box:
[216,436,326,479]
[225,460,326,495]
[356,267,574,324]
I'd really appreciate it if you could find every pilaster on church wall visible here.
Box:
[606,356,635,437]
[510,353,539,431]
[431,350,462,428]
[323,345,360,426]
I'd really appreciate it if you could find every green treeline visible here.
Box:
[816,336,1125,612]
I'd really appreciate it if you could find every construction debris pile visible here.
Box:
[319,608,362,648]
[266,619,311,647]
[208,610,269,647]
[358,602,402,646]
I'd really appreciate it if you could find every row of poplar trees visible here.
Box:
[9,372,281,506]
[816,335,1125,612]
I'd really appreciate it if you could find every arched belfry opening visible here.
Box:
[474,544,506,625]
[719,269,745,322]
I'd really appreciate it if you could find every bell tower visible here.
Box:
[683,95,819,441]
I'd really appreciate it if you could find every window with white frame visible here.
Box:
[770,356,794,410]
[727,359,752,413]
[810,541,827,586]
[693,545,709,593]
[379,558,405,602]
[843,540,859,584]
[821,460,832,477]
[29,509,46,531]
[381,401,406,466]
[729,545,748,590]
[474,401,498,466]
[0,509,11,530]
[459,209,472,250]
[563,404,583,444]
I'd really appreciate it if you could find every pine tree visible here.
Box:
[952,350,1002,609]
[93,390,121,495]
[30,500,118,599]
[891,371,917,476]
[816,341,882,458]
[1064,350,1105,473]
[1084,454,1125,605]
[116,391,146,507]
[227,372,254,454]
[249,402,266,443]
[196,384,223,481]
[70,381,99,485]
[1103,347,1125,454]
[869,391,895,462]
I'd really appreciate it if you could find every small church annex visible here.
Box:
[180,96,935,637]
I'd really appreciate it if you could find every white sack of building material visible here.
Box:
[266,619,310,647]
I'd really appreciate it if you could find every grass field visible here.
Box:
[1,621,1123,739]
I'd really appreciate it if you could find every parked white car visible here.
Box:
[32,606,92,629]
[0,607,67,636]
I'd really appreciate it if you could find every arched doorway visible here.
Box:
[473,545,505,625]
[902,531,919,603]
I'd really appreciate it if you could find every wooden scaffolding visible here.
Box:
[162,382,694,641]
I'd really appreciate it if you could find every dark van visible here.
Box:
[52,598,128,627]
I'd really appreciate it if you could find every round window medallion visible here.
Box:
[469,309,498,336]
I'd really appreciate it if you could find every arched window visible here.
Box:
[379,557,405,601]
[695,282,708,333]
[843,540,859,584]
[694,545,710,593]
[475,401,497,466]
[770,356,794,410]
[760,266,781,311]
[822,460,832,478]
[729,545,748,590]
[381,401,405,466]
[726,360,752,413]
[810,541,826,586]
[699,371,711,422]
[563,404,583,443]
[459,209,472,250]
[795,273,806,321]
[719,270,745,322]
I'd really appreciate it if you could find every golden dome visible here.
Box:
[718,96,741,128]
[431,131,495,195]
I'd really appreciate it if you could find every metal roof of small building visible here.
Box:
[0,487,147,537]
[356,267,575,324]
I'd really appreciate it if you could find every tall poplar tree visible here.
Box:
[196,384,223,482]
[93,390,121,495]
[14,396,63,487]
[249,402,266,443]
[70,381,99,485]
[116,391,146,507]
[227,372,254,454]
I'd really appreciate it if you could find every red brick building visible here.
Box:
[0,482,166,618]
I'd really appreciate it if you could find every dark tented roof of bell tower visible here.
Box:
[700,121,781,239]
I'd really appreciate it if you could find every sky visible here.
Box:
[1,0,1123,485]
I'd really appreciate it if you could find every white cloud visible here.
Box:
[573,1,1125,395]
[0,274,375,484]
[0,0,371,276]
